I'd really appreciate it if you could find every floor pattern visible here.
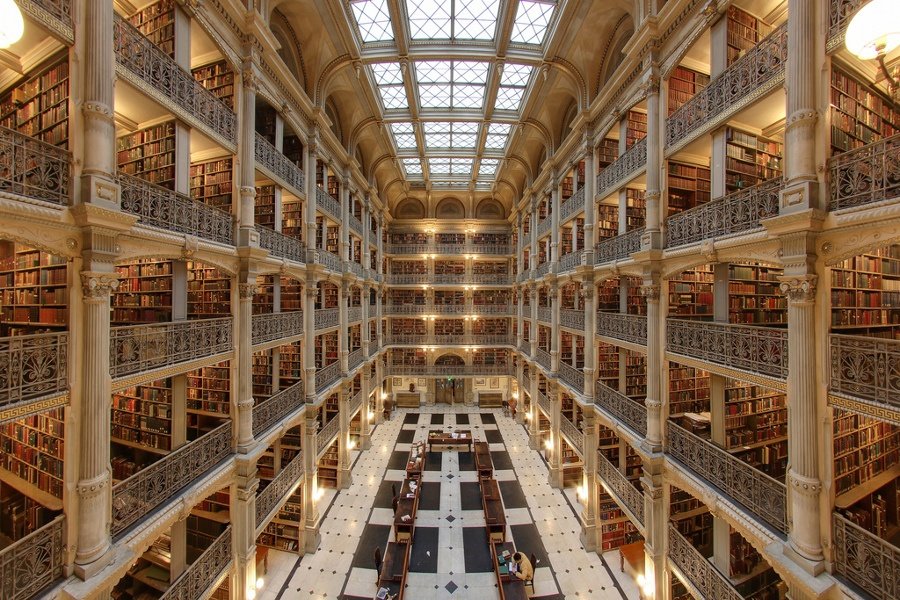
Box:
[263,406,633,599]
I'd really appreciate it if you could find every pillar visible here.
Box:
[547,383,563,488]
[303,414,321,551]
[339,281,348,373]
[551,180,561,265]
[550,283,560,373]
[238,67,258,246]
[232,457,259,600]
[360,370,372,449]
[641,279,663,452]
[338,384,352,488]
[340,176,351,263]
[236,278,256,451]
[529,285,538,357]
[304,282,318,402]
[583,138,596,253]
[305,139,319,250]
[580,412,598,550]
[643,75,662,246]
[583,281,596,399]
[528,368,540,450]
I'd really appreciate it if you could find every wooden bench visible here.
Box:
[394,478,420,543]
[405,442,426,480]
[474,441,494,478]
[481,477,506,543]
[427,429,473,452]
[377,541,409,599]
[491,541,528,600]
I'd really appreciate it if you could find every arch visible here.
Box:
[324,98,343,144]
[395,198,426,219]
[475,198,506,220]
[435,197,466,219]
[594,14,633,95]
[599,19,634,88]
[434,352,465,366]
[269,10,307,91]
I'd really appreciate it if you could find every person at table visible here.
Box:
[511,552,533,583]
[508,396,517,418]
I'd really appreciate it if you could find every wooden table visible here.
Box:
[491,541,528,600]
[619,540,644,574]
[427,429,473,452]
[405,442,426,480]
[378,541,409,597]
[474,441,494,478]
[394,478,420,542]
[481,478,506,543]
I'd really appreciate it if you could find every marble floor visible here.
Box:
[259,406,636,600]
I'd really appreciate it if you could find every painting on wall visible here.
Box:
[393,377,402,386]
[490,378,500,389]
[475,378,486,387]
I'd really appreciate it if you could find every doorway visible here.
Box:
[435,378,464,404]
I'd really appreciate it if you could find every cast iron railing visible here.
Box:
[596,137,646,198]
[315,362,341,393]
[315,187,341,222]
[0,125,71,206]
[159,526,232,600]
[0,515,65,600]
[560,414,583,456]
[256,451,305,527]
[254,132,305,195]
[668,523,742,600]
[828,134,900,211]
[0,332,68,411]
[317,417,340,455]
[597,452,644,526]
[252,311,303,346]
[595,380,647,436]
[832,511,899,600]
[830,334,900,411]
[314,308,339,330]
[560,308,584,330]
[559,362,584,393]
[258,226,306,263]
[253,380,305,438]
[595,228,643,265]
[666,319,788,380]
[597,312,647,345]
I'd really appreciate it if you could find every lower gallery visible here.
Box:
[0,0,897,599]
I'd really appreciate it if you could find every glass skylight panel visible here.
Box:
[511,1,555,45]
[416,61,452,83]
[478,158,499,176]
[484,123,512,150]
[454,85,485,109]
[372,63,404,85]
[415,61,488,110]
[402,158,423,175]
[495,87,524,111]
[351,0,394,42]
[379,85,408,109]
[449,158,473,174]
[407,0,452,39]
[429,158,452,174]
[500,64,533,87]
[422,122,480,148]
[455,0,500,40]
[453,62,489,84]
[406,0,498,41]
[390,123,417,149]
[371,63,407,109]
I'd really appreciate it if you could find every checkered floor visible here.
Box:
[264,407,631,599]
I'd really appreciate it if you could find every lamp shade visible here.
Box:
[845,0,900,60]
[0,0,24,49]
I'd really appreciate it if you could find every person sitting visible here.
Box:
[512,552,534,596]
[508,397,518,419]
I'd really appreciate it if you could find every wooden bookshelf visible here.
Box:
[279,342,303,388]
[725,380,787,479]
[254,275,275,315]
[190,158,233,212]
[472,233,510,246]
[625,351,646,401]
[252,349,273,400]
[0,243,68,336]
[434,319,464,336]
[187,363,231,417]
[390,232,428,245]
[112,381,172,455]
[435,260,464,275]
[127,0,176,57]
[112,259,173,325]
[317,438,339,488]
[317,283,339,309]
[725,127,782,194]
[474,290,508,306]
[256,104,277,145]
[0,55,70,148]
[0,408,65,506]
[254,185,276,230]
[561,437,583,488]
[668,363,710,416]
[473,318,509,335]
[314,332,339,369]
[315,217,340,254]
[391,289,426,305]
[830,66,900,155]
[625,188,646,231]
[436,233,466,245]
[391,260,427,275]
[668,265,714,319]
[472,348,508,366]
[188,262,230,318]
[597,137,619,170]
[472,261,508,275]
[831,244,900,338]
[434,290,463,306]
[833,408,900,499]
[667,160,711,217]
[391,348,426,366]
[597,341,619,389]
[282,200,304,240]
[281,277,303,312]
[729,263,785,325]
[117,121,176,189]
[625,110,647,149]
[191,60,234,109]
[668,66,710,116]
[726,6,772,66]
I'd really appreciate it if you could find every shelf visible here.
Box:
[0,468,63,510]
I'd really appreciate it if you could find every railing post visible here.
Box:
[236,278,256,451]
[579,412,598,551]
[303,413,321,552]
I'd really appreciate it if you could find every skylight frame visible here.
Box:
[405,0,501,42]
[510,0,556,46]
[351,0,395,43]
[414,60,489,111]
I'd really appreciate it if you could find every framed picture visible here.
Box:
[475,378,486,387]
[392,377,402,387]
[417,378,427,387]
[490,378,500,389]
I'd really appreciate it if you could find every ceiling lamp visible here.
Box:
[0,0,24,49]
[845,0,900,96]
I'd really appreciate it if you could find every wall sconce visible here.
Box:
[544,438,553,451]
[846,0,900,97]
[0,0,24,49]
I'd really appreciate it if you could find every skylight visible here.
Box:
[371,63,408,110]
[351,0,394,43]
[428,158,473,176]
[484,123,512,150]
[511,1,555,45]
[390,122,417,149]
[403,158,424,176]
[478,158,500,177]
[406,0,499,41]
[422,122,480,149]
[496,64,533,110]
[416,61,488,110]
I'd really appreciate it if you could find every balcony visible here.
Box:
[666,319,788,382]
[668,523,742,600]
[18,0,73,41]
[595,228,643,265]
[349,214,363,236]
[161,526,232,600]
[384,334,429,345]
[665,177,782,248]
[113,15,236,149]
[258,226,306,264]
[434,274,466,285]
[667,422,786,533]
[0,515,65,600]
[0,126,71,206]
[349,390,364,416]
[561,188,585,223]
[537,307,551,324]
[112,422,233,536]
[348,306,362,323]
[665,23,787,153]
[597,452,644,526]
[386,365,514,377]
[558,251,583,273]
[109,318,233,379]
[469,243,515,255]
[536,217,552,238]
[535,261,551,278]
[346,261,364,278]
[254,132,305,197]
[469,274,513,285]
[385,243,514,255]
[829,334,900,414]
[313,249,342,273]
[317,416,340,455]
[827,0,866,51]
[475,304,512,315]
[596,137,646,199]
[560,308,584,330]
[385,304,427,316]
[369,337,381,356]
[536,348,552,372]
[832,512,899,600]
[348,347,365,371]
[518,340,530,356]
[314,308,339,331]
[256,451,305,528]
[597,312,647,346]
[385,273,429,285]
[828,134,900,211]
[315,187,341,222]
[315,361,341,393]
[559,362,584,393]
[595,380,647,437]
[385,243,431,254]
[0,332,68,416]
[252,311,303,346]
[253,380,305,438]
[536,390,551,416]
[119,173,234,245]
[560,414,584,456]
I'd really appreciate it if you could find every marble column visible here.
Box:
[579,412,598,550]
[641,279,663,452]
[550,180,561,265]
[238,68,258,246]
[236,280,256,451]
[643,76,662,244]
[528,368,540,450]
[550,283,560,373]
[547,383,563,488]
[304,282,318,402]
[583,136,596,253]
[305,140,319,250]
[515,212,523,275]
[340,176,351,263]
[338,384,352,488]
[232,457,259,600]
[529,285,538,357]
[359,371,372,450]
[303,414,321,552]
[583,282,596,398]
[339,281,348,374]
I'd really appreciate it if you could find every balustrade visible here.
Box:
[0,126,71,206]
[317,417,340,455]
[535,261,551,278]
[256,451,304,527]
[346,261,364,278]
[0,515,65,600]
[348,306,362,323]
[667,422,786,533]
[559,362,584,392]
[0,332,68,411]
[433,274,466,284]
[254,132,305,194]
[558,251,582,273]
[536,217,552,238]
[386,365,514,377]
[596,312,647,345]
[315,188,341,222]
[386,274,429,285]
[312,249,342,273]
[385,334,429,345]
[560,415,583,456]
[518,340,530,355]
[596,138,646,198]
[560,188,585,222]
[253,381,305,438]
[595,228,643,265]
[385,304,427,316]
[666,319,788,380]
[160,526,232,600]
[597,452,644,526]
[112,422,233,536]
[258,226,306,263]
[315,361,341,393]
[828,134,900,211]
[560,308,584,330]
[537,391,551,416]
[832,512,899,600]
[668,523,742,600]
[594,380,647,436]
[475,304,511,315]
[314,308,339,330]
[348,348,364,371]
[828,0,866,51]
[349,214,363,236]
[830,334,900,411]
[252,311,303,346]
[110,318,233,379]
[665,177,782,247]
[536,348,552,372]
[19,0,72,38]
[537,307,551,324]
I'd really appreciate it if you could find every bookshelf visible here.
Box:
[254,185,276,229]
[283,133,304,166]
[597,137,619,170]
[111,532,173,598]
[112,259,173,324]
[434,290,464,306]
[317,438,339,488]
[117,121,176,189]
[725,380,787,479]
[434,319,464,336]
[596,278,620,313]
[127,0,176,57]
[668,265,714,319]
[729,263,786,325]
[830,66,900,155]
[391,348,427,367]
[472,262,508,275]
[188,262,230,318]
[668,363,710,416]
[256,104,277,145]
[724,127,782,194]
[0,408,65,510]
[624,351,646,402]
[390,289,426,305]
[253,350,273,400]
[668,66,710,116]
[112,380,172,455]
[390,232,428,245]
[317,283,339,310]
[0,55,70,148]
[254,275,275,314]
[315,217,340,254]
[472,233,510,246]
[670,487,712,552]
[474,290,509,306]
[625,189,646,231]
[190,158,234,212]
[279,342,303,388]
[187,363,231,417]
[726,6,772,66]
[283,200,304,240]
[192,60,234,109]
[831,244,900,338]
[194,489,230,523]
[391,260,427,275]
[472,348,508,366]
[837,475,900,548]
[314,332,339,369]
[473,318,509,335]
[391,318,426,336]
[436,233,465,245]
[435,260,465,275]
[833,408,900,500]
[282,277,303,312]
[625,110,648,149]
[597,341,619,389]
[561,437,583,488]
[667,160,711,216]
[0,243,69,336]
[626,277,647,316]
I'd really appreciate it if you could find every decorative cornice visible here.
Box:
[778,275,817,304]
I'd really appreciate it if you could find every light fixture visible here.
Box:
[846,0,900,95]
[544,438,552,450]
[0,0,24,49]
[256,577,265,591]
[348,439,357,450]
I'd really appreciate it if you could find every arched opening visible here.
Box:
[435,197,466,219]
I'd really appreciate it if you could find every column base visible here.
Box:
[73,547,115,580]
[338,467,352,489]
[579,522,597,552]
[784,544,826,577]
[528,432,541,450]
[304,524,322,553]
[547,465,563,489]
[360,433,372,450]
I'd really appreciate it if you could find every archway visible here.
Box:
[435,353,465,404]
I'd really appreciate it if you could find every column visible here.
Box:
[362,284,370,355]
[528,368,540,450]
[583,281,596,398]
[236,277,256,451]
[580,412,598,550]
[550,180,561,265]
[377,212,385,275]
[516,286,525,349]
[515,212,523,275]
[338,384,352,488]
[238,67,258,246]
[530,200,538,274]
[643,75,662,245]
[340,176,351,263]
[305,139,319,251]
[641,278,663,452]
[642,460,666,599]
[583,135,596,253]
[375,360,385,422]
[232,457,259,600]
[303,415,321,551]
[547,383,563,488]
[339,281,349,373]
[550,283,560,372]
[305,282,318,402]
[359,371,372,449]
[529,285,538,357]
[362,198,371,274]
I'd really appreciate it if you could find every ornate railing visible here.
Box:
[560,308,584,330]
[827,0,865,51]
[830,334,900,410]
[386,364,514,377]
[537,307,551,324]
[469,274,513,285]
[113,15,236,147]
[385,243,514,255]
[522,374,532,391]
[519,340,530,355]
[112,422,233,535]
[315,361,341,393]
[536,391,551,416]
[346,261,364,278]
[18,0,73,39]
[470,244,515,255]
[476,304,512,315]
[561,188,585,222]
[385,334,428,345]
[595,228,643,265]
[0,125,71,206]
[252,311,303,346]
[435,305,469,315]
[828,134,900,211]
[386,273,429,284]
[0,514,65,600]
[110,318,233,379]
[536,348,552,372]
[314,249,342,273]
[385,304,427,315]
[665,177,782,247]
[0,332,68,411]
[119,173,233,245]
[349,214,363,236]
[559,251,582,273]
[559,362,584,393]
[596,137,646,198]
[668,523,742,600]
[536,217,552,238]
[258,226,306,263]
[433,274,466,284]
[666,319,788,380]
[433,334,470,345]
[597,312,647,345]
[666,23,787,151]
[385,243,431,254]
[348,348,364,371]
[315,308,339,330]
[253,381,305,438]
[535,261,551,278]
[348,306,362,323]
[832,512,899,600]
[160,526,232,600]
[369,338,381,355]
[256,451,305,527]
[349,390,364,416]
[595,381,647,436]
[560,415,583,456]
[317,417,340,455]
[315,188,341,222]
[254,132,305,194]
[597,452,644,526]
[668,422,786,533]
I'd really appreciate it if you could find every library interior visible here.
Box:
[0,0,897,599]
